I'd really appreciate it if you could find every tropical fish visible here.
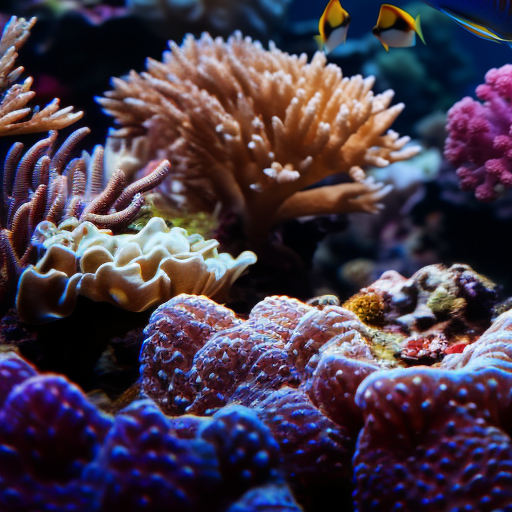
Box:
[420,0,512,45]
[372,4,426,51]
[315,0,351,54]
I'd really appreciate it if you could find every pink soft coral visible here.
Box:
[445,64,512,201]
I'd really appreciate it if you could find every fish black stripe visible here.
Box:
[393,16,410,31]
[500,0,507,13]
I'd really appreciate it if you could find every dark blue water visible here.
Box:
[291,0,511,90]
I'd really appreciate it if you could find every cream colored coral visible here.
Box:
[17,217,256,323]
[0,17,82,136]
[99,32,419,240]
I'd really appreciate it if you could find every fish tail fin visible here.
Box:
[414,14,426,45]
[314,35,325,51]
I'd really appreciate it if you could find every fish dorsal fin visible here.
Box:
[327,2,342,27]
[414,14,426,45]
[440,7,508,43]
[379,5,399,30]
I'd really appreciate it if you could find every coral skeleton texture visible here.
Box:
[100,32,419,239]
[0,17,82,136]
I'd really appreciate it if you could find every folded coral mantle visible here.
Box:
[16,217,256,323]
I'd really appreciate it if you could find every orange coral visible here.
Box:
[0,17,82,136]
[99,32,419,240]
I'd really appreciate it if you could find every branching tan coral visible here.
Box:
[0,16,83,136]
[99,32,419,240]
[17,217,257,323]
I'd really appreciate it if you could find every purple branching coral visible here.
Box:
[0,128,171,311]
[445,64,512,201]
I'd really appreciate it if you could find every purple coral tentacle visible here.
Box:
[80,192,144,229]
[112,159,171,210]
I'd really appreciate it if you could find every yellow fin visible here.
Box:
[326,0,347,28]
[314,34,324,50]
[378,5,399,30]
[414,14,426,45]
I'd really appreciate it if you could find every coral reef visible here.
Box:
[0,16,82,136]
[0,4,510,511]
[0,128,172,312]
[99,32,419,241]
[1,262,511,510]
[445,64,512,202]
[17,217,256,323]
[353,263,498,364]
[139,293,392,506]
[0,351,297,511]
[353,306,512,511]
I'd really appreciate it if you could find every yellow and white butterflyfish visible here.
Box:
[315,0,351,54]
[372,4,426,52]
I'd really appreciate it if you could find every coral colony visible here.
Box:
[1,9,512,512]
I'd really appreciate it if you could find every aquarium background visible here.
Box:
[2,2,512,511]
[2,0,512,303]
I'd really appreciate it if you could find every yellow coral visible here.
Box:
[343,292,385,326]
[99,32,419,240]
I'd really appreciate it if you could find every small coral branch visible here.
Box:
[0,16,83,136]
[99,32,419,241]
[0,128,172,311]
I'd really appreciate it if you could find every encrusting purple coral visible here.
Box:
[137,272,512,510]
[139,293,390,506]
[0,350,297,512]
[353,363,512,511]
[445,63,512,202]
[2,262,512,510]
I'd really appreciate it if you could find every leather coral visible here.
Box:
[16,217,256,323]
[99,32,419,240]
